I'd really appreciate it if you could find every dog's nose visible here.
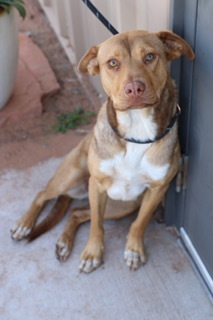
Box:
[124,81,145,98]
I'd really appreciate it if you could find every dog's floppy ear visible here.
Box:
[156,31,195,61]
[78,46,100,75]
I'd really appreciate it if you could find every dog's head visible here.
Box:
[78,30,194,111]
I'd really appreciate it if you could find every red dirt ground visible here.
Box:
[0,0,100,171]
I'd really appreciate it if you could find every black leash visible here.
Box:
[81,0,119,35]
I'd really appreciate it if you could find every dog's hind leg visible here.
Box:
[56,208,90,261]
[27,195,72,242]
[11,190,50,240]
[11,133,92,241]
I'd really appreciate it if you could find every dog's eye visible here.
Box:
[144,53,155,63]
[108,59,119,68]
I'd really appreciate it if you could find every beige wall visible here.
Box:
[39,0,171,95]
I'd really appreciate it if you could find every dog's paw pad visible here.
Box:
[124,250,146,270]
[55,240,71,262]
[79,258,102,273]
[11,224,31,241]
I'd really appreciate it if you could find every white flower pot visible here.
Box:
[0,8,18,110]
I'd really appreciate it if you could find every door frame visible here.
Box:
[165,0,213,299]
[166,0,198,228]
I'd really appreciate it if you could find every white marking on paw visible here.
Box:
[79,258,102,273]
[124,250,146,270]
[11,224,31,241]
[56,240,70,262]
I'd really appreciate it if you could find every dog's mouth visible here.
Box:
[115,99,160,111]
[115,87,159,110]
[109,83,160,111]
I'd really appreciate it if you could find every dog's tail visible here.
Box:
[28,195,72,242]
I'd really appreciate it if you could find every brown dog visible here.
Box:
[11,30,194,273]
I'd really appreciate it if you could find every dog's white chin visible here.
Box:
[114,101,158,112]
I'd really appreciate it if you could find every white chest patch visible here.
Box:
[100,145,169,201]
[100,109,170,201]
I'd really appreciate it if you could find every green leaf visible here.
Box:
[1,0,25,4]
[14,0,25,4]
[75,107,84,115]
[54,108,96,134]
[0,4,11,13]
[0,0,26,18]
[68,122,77,129]
[11,2,26,18]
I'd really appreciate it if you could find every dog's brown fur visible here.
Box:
[11,30,194,273]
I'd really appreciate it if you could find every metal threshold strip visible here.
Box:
[180,228,213,303]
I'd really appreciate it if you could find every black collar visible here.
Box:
[107,103,181,144]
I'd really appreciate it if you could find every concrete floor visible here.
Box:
[0,157,212,320]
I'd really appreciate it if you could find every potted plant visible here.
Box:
[0,0,26,110]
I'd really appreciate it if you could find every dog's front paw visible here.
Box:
[11,223,32,241]
[79,258,102,273]
[79,241,104,273]
[56,240,71,262]
[124,249,146,270]
[124,237,147,270]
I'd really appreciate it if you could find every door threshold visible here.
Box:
[180,227,213,303]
